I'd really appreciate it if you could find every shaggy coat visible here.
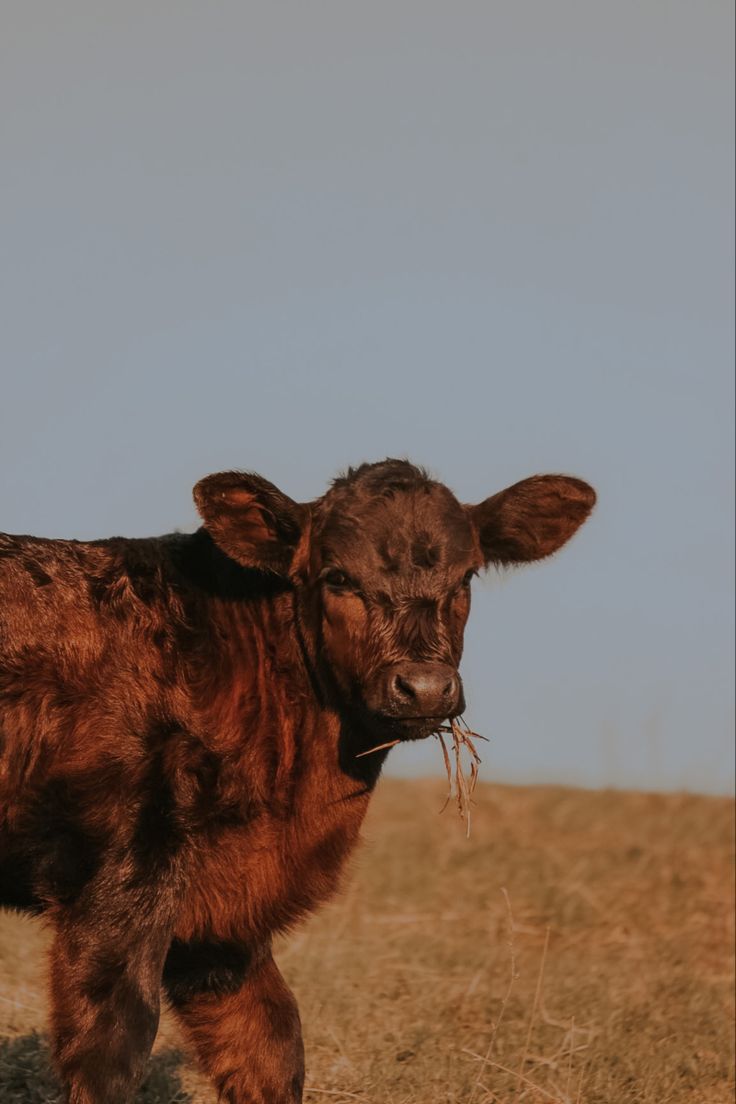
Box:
[0,459,595,1104]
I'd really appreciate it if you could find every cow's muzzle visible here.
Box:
[365,662,463,723]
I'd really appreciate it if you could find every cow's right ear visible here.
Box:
[193,471,306,575]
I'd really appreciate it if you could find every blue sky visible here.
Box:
[1,2,733,792]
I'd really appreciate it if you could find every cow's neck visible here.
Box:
[198,587,388,816]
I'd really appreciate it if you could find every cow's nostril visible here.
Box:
[393,674,418,702]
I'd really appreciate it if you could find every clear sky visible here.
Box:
[1,2,733,793]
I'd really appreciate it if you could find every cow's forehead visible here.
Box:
[315,485,476,576]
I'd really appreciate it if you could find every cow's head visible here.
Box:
[194,460,595,740]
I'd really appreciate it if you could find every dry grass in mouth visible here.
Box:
[357,716,488,837]
[435,717,488,837]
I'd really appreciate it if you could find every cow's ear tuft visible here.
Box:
[469,475,596,566]
[193,471,306,574]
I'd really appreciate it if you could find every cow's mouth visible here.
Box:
[371,714,446,741]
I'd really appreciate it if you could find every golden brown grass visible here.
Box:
[1,779,733,1103]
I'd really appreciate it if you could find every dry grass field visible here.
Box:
[0,779,733,1103]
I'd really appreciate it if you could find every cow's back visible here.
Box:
[0,530,193,647]
[0,532,192,842]
[0,532,102,650]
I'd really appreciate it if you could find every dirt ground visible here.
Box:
[0,778,733,1103]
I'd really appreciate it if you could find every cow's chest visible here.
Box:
[175,780,371,945]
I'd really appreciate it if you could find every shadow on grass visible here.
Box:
[0,1033,192,1103]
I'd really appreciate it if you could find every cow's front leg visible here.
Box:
[50,909,172,1104]
[163,940,304,1103]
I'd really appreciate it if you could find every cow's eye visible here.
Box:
[323,569,352,590]
[462,569,477,587]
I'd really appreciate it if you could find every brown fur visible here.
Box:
[0,460,595,1103]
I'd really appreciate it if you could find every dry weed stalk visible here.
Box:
[467,888,519,1104]
[515,925,551,1100]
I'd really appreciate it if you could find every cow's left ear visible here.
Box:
[193,471,306,574]
[468,474,596,566]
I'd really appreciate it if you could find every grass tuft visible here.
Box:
[0,1034,191,1103]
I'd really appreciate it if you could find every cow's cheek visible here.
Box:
[448,591,471,663]
[321,593,369,694]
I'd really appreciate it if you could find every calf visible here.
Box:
[0,459,595,1103]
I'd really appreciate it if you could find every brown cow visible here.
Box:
[0,459,595,1103]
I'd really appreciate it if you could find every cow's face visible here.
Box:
[194,460,595,740]
[301,471,478,738]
